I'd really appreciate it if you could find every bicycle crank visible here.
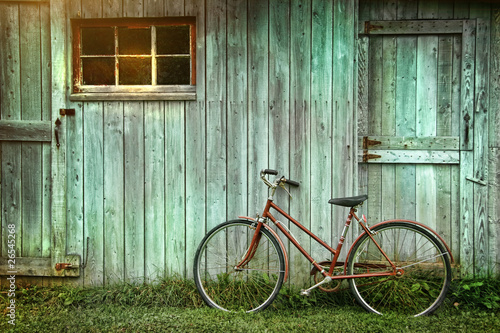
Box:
[310,261,344,292]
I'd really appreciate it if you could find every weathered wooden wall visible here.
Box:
[1,0,499,287]
[57,0,357,286]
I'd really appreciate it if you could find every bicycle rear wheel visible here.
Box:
[193,220,285,312]
[347,221,452,316]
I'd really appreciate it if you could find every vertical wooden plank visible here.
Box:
[436,33,454,250]
[289,0,311,287]
[489,7,500,276]
[490,7,500,149]
[0,3,22,259]
[460,19,476,277]
[103,102,125,284]
[20,3,43,257]
[333,0,356,255]
[83,103,105,286]
[247,0,269,217]
[395,5,417,221]
[310,0,332,260]
[205,0,226,233]
[460,150,474,277]
[380,1,397,224]
[124,102,145,283]
[144,0,164,16]
[269,0,290,175]
[123,0,143,17]
[50,0,69,275]
[472,17,490,277]
[227,0,247,223]
[365,1,383,227]
[164,102,185,277]
[40,2,52,258]
[184,0,205,278]
[65,0,85,285]
[165,0,183,16]
[415,31,438,233]
[144,103,165,280]
[461,20,475,151]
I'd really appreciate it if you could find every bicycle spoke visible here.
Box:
[348,222,451,316]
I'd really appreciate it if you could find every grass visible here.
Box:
[1,276,499,332]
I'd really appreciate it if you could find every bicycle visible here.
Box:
[193,169,453,316]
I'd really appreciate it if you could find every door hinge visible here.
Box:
[362,151,382,163]
[55,263,77,271]
[362,136,382,149]
[60,108,75,116]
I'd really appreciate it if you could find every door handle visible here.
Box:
[55,118,61,148]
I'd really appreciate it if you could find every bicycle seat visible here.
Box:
[328,194,368,207]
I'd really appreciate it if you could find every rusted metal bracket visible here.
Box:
[362,151,382,163]
[362,136,382,149]
[60,108,75,116]
[55,263,76,271]
[364,21,383,33]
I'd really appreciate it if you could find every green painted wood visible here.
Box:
[415,32,439,234]
[226,0,247,224]
[490,8,500,148]
[461,20,475,151]
[184,0,205,279]
[288,0,312,287]
[124,102,145,283]
[205,0,226,237]
[0,3,22,258]
[83,102,105,286]
[360,136,460,150]
[164,101,185,277]
[472,17,490,277]
[103,102,125,284]
[363,20,463,34]
[0,121,51,141]
[310,0,332,260]
[394,6,417,221]
[247,0,269,218]
[65,0,85,278]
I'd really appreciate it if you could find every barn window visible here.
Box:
[71,17,196,101]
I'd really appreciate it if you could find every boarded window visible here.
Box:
[71,17,196,100]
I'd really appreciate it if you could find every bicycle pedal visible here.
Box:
[300,289,311,297]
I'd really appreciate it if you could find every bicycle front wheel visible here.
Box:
[193,220,285,312]
[347,221,452,316]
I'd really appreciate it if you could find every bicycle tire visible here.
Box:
[347,221,452,316]
[193,220,285,312]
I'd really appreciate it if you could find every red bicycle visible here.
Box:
[194,169,453,316]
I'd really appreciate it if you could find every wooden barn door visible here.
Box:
[0,0,79,278]
[357,20,477,275]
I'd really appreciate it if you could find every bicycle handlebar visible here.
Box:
[260,169,300,187]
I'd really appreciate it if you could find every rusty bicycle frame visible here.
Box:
[235,169,453,294]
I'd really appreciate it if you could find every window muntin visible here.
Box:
[72,17,196,98]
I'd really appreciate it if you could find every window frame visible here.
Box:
[70,17,196,101]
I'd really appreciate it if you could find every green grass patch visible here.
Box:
[1,277,499,332]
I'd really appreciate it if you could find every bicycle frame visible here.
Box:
[237,197,399,282]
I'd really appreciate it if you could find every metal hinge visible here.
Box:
[362,136,382,149]
[362,151,381,163]
[55,263,77,271]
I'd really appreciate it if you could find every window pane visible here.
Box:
[81,27,115,55]
[157,26,190,54]
[157,57,190,85]
[82,57,115,85]
[118,27,151,55]
[119,57,152,85]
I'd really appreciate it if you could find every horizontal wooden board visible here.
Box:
[0,257,52,276]
[362,20,464,35]
[0,120,51,141]
[359,149,460,164]
[358,136,460,150]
